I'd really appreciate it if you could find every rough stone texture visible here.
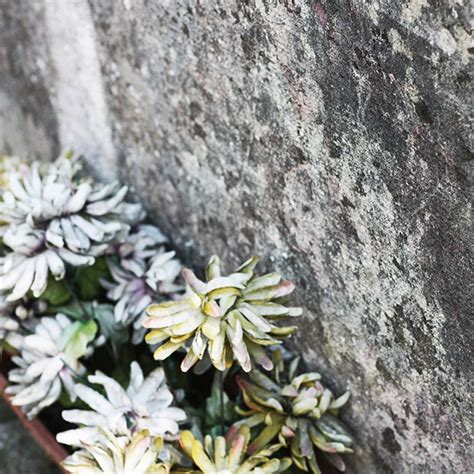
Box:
[0,1,472,472]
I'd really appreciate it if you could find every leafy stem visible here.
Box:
[62,274,92,321]
[219,369,225,436]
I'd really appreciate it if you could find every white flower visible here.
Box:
[0,226,93,301]
[144,256,301,373]
[0,155,146,301]
[6,313,99,418]
[102,225,182,343]
[111,224,168,275]
[0,157,144,235]
[0,293,21,349]
[62,428,170,474]
[57,361,186,447]
[0,292,46,349]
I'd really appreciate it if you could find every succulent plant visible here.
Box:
[236,350,353,473]
[0,156,143,237]
[57,361,186,446]
[0,154,359,470]
[62,428,171,474]
[6,313,99,418]
[102,224,182,343]
[0,293,21,348]
[0,291,47,349]
[0,224,85,301]
[0,155,145,300]
[144,256,301,372]
[178,425,292,473]
[108,224,168,275]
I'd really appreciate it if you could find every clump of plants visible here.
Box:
[0,154,354,473]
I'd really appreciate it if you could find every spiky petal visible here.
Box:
[144,256,301,373]
[61,428,171,474]
[0,291,47,349]
[179,426,292,473]
[57,361,186,446]
[5,314,99,418]
[237,350,353,473]
[0,155,145,300]
[101,225,182,343]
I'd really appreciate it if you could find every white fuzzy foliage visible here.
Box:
[0,292,22,348]
[0,291,46,349]
[61,428,169,474]
[102,225,182,343]
[0,156,145,301]
[57,361,186,447]
[5,313,97,418]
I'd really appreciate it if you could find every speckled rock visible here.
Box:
[0,1,471,472]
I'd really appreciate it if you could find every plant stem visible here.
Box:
[63,272,122,370]
[60,358,93,387]
[63,276,91,321]
[219,369,225,436]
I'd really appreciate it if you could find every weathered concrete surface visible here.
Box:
[0,1,472,472]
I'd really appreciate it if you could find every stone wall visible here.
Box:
[0,1,471,472]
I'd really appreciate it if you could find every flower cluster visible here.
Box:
[0,155,181,411]
[6,313,99,418]
[102,224,182,344]
[0,154,355,473]
[179,426,292,473]
[0,157,144,301]
[144,255,301,373]
[236,350,353,472]
[57,362,186,446]
[62,428,171,474]
[0,292,48,350]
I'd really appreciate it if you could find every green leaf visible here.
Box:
[74,257,110,300]
[54,301,94,320]
[92,303,129,351]
[61,319,97,362]
[54,301,128,358]
[41,278,72,305]
[205,372,237,429]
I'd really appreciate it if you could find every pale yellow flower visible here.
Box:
[177,426,291,473]
[62,428,171,474]
[144,256,301,372]
[236,350,353,473]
